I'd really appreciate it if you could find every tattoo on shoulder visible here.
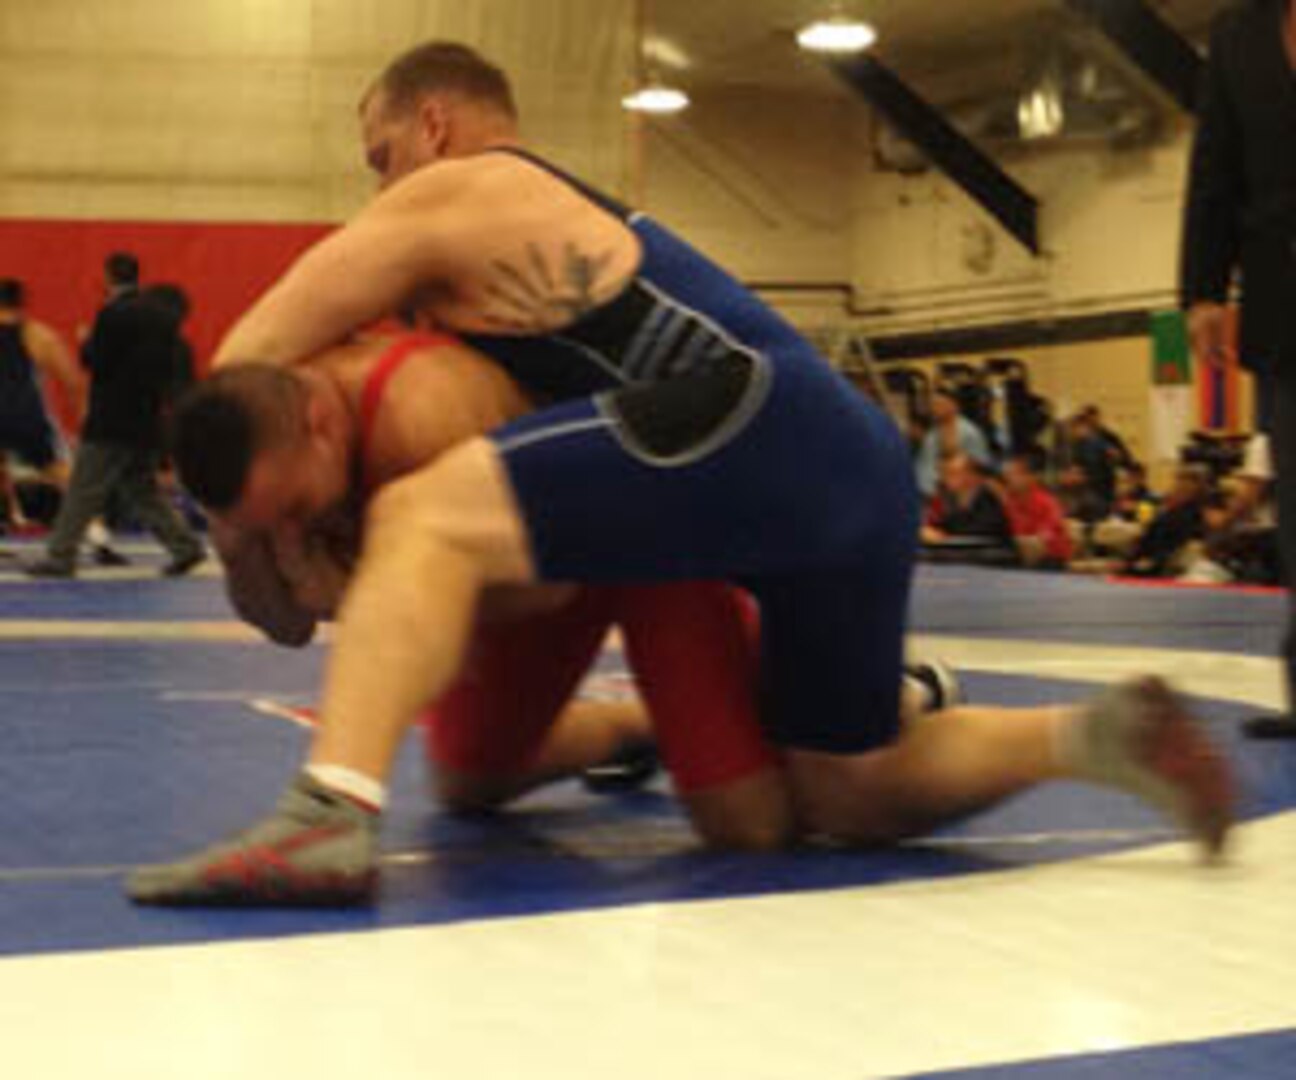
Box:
[482,241,619,331]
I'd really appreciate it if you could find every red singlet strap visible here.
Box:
[357,333,458,490]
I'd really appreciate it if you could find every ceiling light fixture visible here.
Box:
[796,16,878,55]
[622,85,690,114]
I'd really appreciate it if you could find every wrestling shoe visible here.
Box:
[92,544,131,567]
[581,740,661,794]
[126,773,379,907]
[903,660,964,714]
[161,549,206,577]
[1065,676,1235,858]
[23,558,75,579]
[1241,714,1296,740]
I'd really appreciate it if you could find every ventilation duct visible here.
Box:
[871,24,1164,174]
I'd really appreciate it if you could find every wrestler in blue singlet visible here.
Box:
[0,321,59,471]
[467,150,920,755]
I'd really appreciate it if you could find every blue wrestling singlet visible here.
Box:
[463,149,920,755]
[0,322,58,469]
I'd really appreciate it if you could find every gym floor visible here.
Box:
[0,545,1292,1079]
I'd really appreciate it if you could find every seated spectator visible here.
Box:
[1185,436,1279,585]
[921,453,1015,565]
[1001,455,1072,569]
[1065,412,1118,514]
[1080,405,1135,472]
[1122,465,1211,578]
[915,387,992,498]
[1057,463,1109,525]
[1111,462,1158,524]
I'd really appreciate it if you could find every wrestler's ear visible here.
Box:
[304,391,331,441]
[414,97,451,156]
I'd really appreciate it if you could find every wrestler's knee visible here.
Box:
[681,771,797,852]
[781,749,909,845]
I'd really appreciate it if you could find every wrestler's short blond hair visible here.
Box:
[366,41,518,120]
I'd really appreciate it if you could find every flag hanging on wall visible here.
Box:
[1149,310,1196,462]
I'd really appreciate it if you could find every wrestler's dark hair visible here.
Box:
[0,278,23,308]
[367,41,518,120]
[170,365,310,512]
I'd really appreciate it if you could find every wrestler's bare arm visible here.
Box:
[24,320,86,422]
[212,169,470,370]
[214,155,640,370]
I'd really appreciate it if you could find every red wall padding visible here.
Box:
[1,218,333,433]
[0,218,334,374]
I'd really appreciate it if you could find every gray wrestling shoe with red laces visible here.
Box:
[126,773,379,907]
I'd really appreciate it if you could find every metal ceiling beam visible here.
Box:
[826,55,1040,256]
[1063,0,1203,114]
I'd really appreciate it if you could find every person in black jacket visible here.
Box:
[1181,0,1296,737]
[25,253,205,578]
[921,453,1016,565]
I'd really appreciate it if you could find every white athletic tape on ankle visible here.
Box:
[306,764,388,811]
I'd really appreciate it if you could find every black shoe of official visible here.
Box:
[161,550,206,578]
[93,545,131,567]
[24,558,75,579]
[581,741,661,794]
[1242,715,1296,741]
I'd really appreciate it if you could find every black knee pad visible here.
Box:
[602,353,768,463]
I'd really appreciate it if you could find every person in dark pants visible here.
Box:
[25,253,204,578]
[1181,0,1296,738]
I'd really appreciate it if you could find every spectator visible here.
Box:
[1001,455,1073,569]
[1065,413,1118,512]
[25,253,205,578]
[915,387,992,497]
[1057,463,1108,526]
[0,277,85,531]
[922,452,1015,564]
[1180,0,1296,737]
[1111,463,1158,524]
[1122,465,1212,578]
[1189,435,1280,585]
[1081,405,1134,469]
[142,283,196,402]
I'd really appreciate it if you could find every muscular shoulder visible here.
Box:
[21,318,61,359]
[361,336,530,483]
[368,151,598,231]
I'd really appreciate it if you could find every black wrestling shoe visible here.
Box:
[903,660,964,713]
[24,558,75,579]
[92,545,131,567]
[1242,715,1296,740]
[581,741,661,794]
[161,550,206,577]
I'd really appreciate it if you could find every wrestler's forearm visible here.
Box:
[214,211,441,370]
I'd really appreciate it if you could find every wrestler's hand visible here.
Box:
[210,520,317,647]
[270,525,354,619]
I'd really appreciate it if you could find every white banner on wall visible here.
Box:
[1149,386,1195,463]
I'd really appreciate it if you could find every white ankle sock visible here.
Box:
[306,764,387,812]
